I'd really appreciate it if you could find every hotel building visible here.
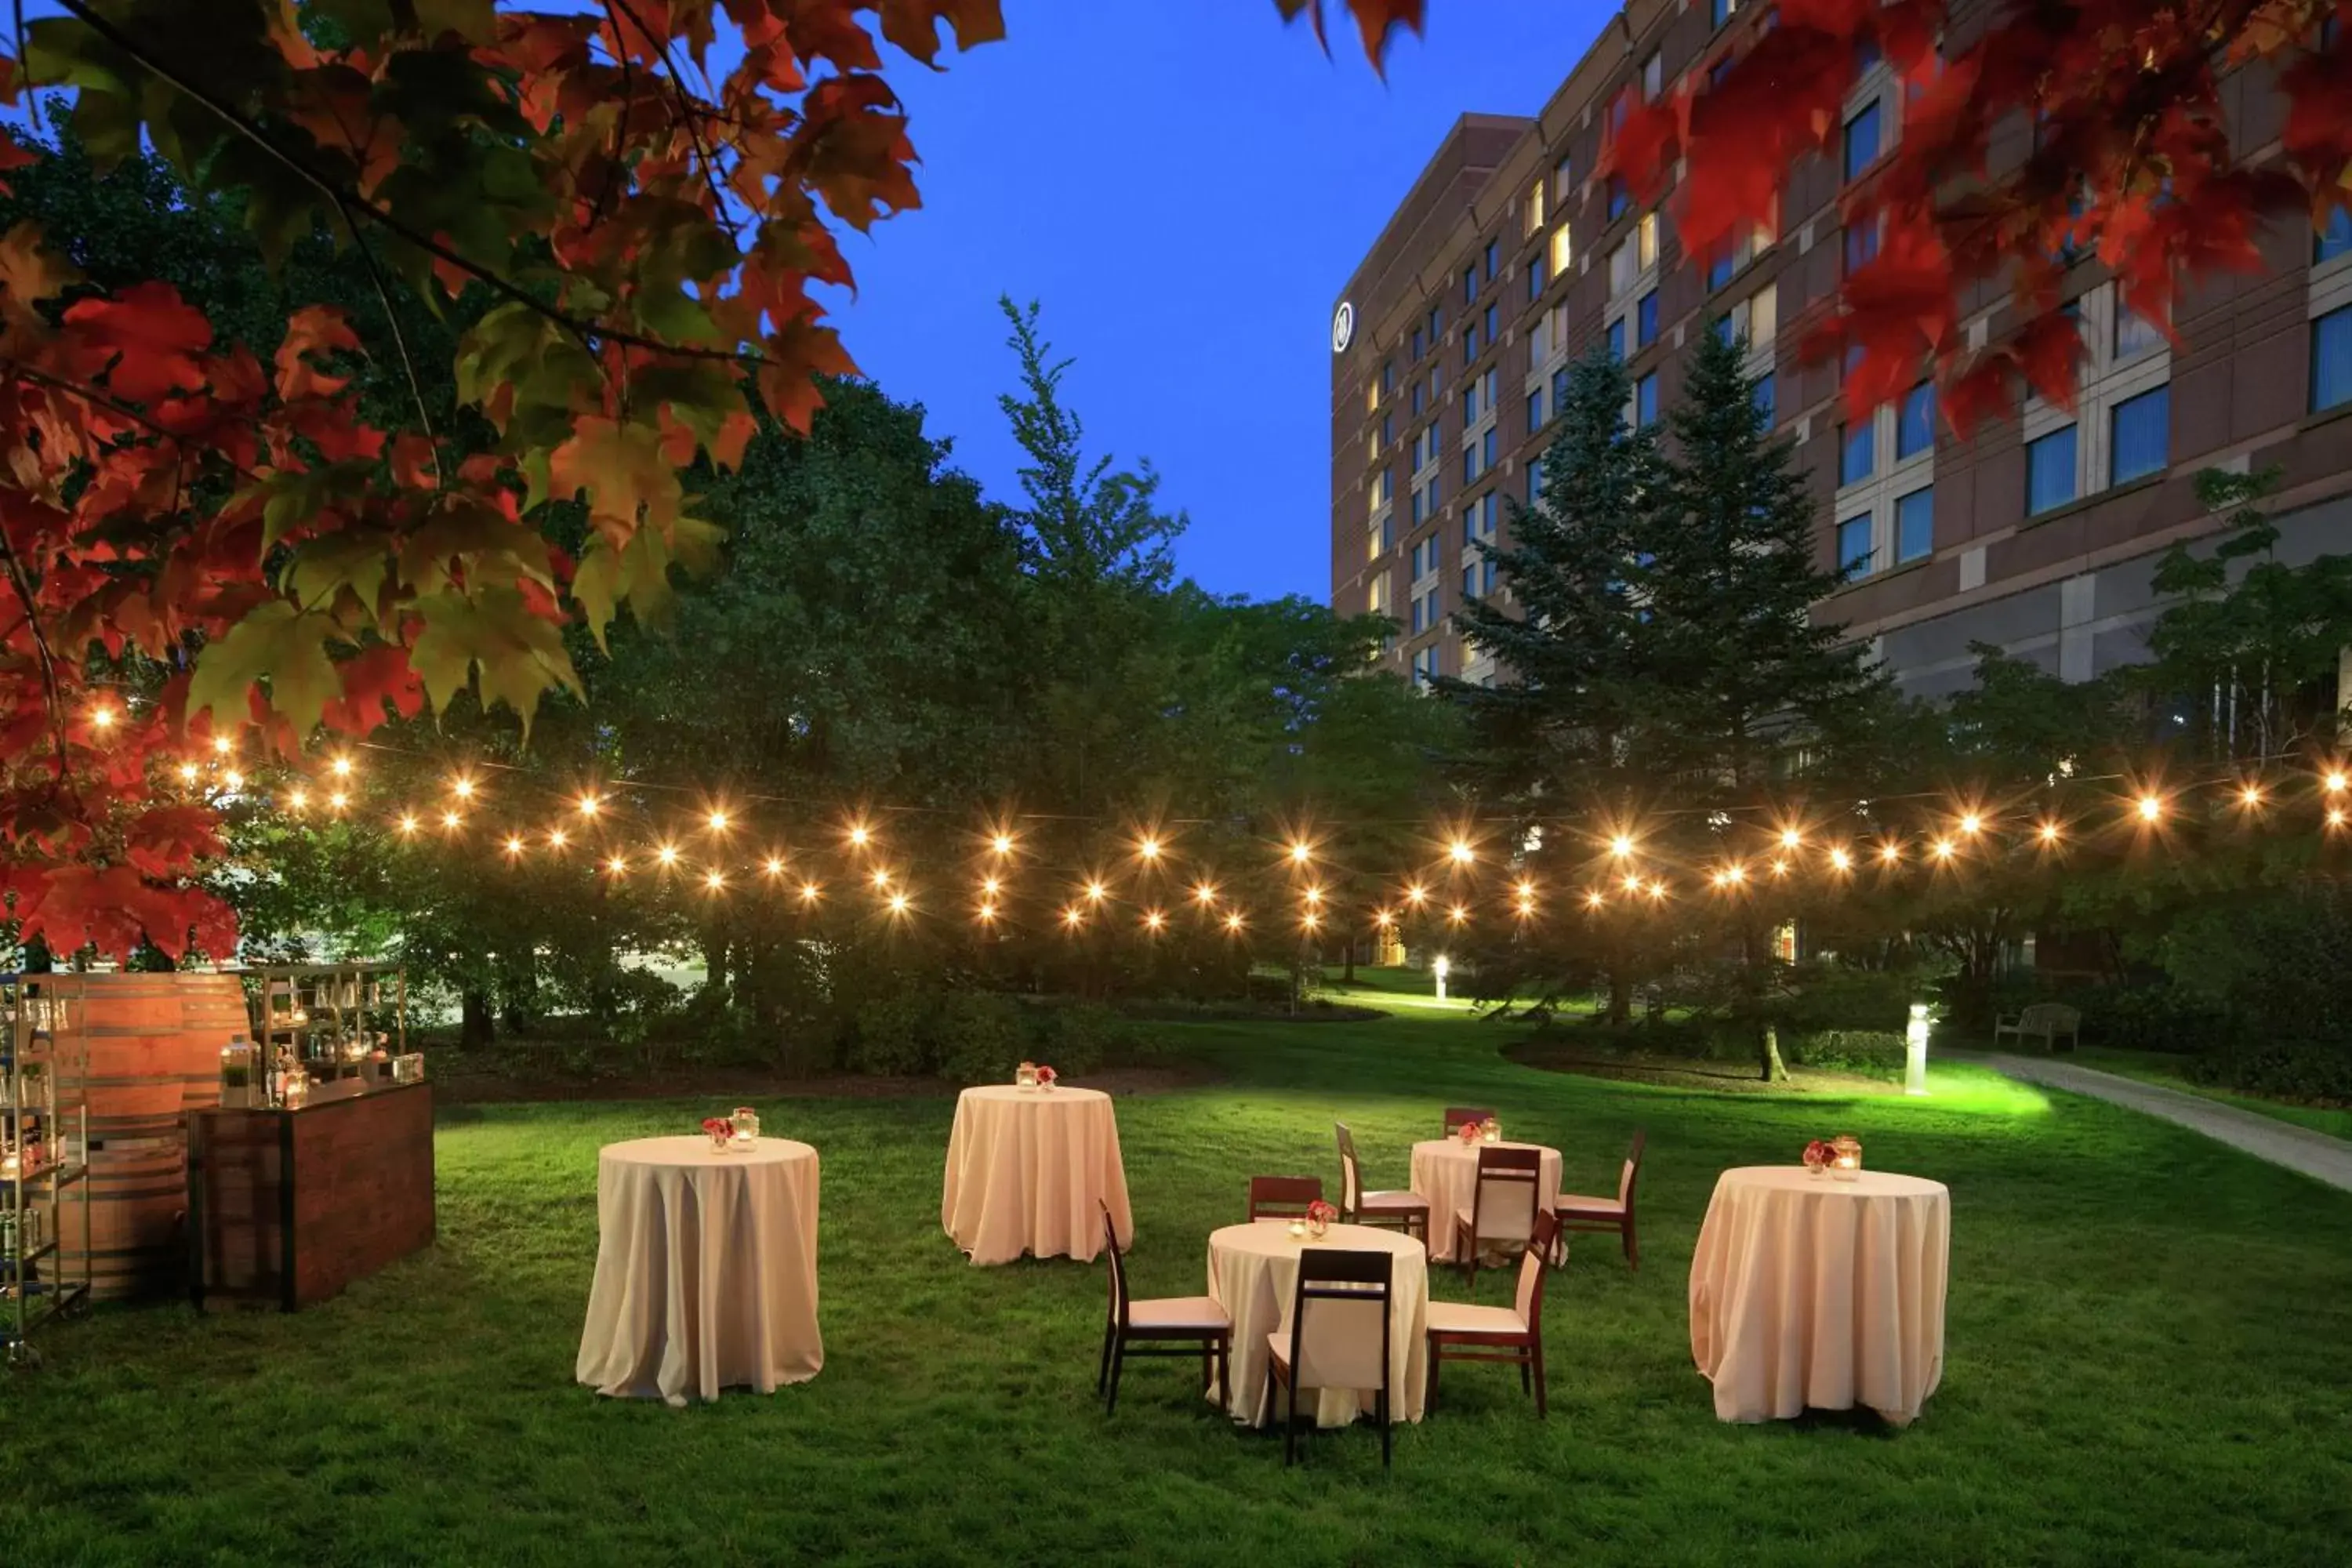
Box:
[1330,1,2352,699]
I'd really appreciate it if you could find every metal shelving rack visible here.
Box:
[3,974,91,1370]
[241,963,406,1089]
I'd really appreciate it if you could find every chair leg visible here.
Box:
[1624,1217,1639,1272]
[1200,1343,1210,1398]
[1425,1341,1440,1415]
[1281,1367,1298,1468]
[1106,1339,1126,1415]
[1379,1388,1391,1470]
[1096,1323,1114,1397]
[1519,1350,1532,1396]
[1532,1337,1548,1419]
[1217,1338,1230,1415]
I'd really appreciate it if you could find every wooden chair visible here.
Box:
[1263,1247,1394,1468]
[1556,1129,1646,1271]
[1246,1174,1324,1223]
[1096,1203,1231,1415]
[1993,1002,2082,1052]
[1442,1105,1497,1135]
[1426,1211,1559,1418]
[1451,1143,1544,1295]
[1334,1122,1430,1243]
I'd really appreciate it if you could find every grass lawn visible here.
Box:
[8,987,2352,1565]
[2067,1047,2352,1142]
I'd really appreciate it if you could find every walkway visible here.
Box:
[1971,1053,2352,1194]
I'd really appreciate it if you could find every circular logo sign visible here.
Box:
[1331,300,1356,354]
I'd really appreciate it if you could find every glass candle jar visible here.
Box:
[1015,1062,1038,1090]
[731,1106,760,1148]
[1831,1134,1863,1180]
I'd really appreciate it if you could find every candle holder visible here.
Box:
[1481,1117,1501,1144]
[1015,1061,1038,1090]
[1285,1218,1306,1240]
[1831,1134,1863,1180]
[730,1106,760,1149]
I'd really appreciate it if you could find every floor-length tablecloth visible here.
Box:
[575,1135,822,1406]
[1688,1166,1949,1425]
[1205,1221,1428,1428]
[942,1085,1132,1265]
[1408,1138,1563,1260]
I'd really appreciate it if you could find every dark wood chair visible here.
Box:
[1451,1143,1544,1295]
[1334,1121,1430,1242]
[1263,1247,1394,1468]
[1097,1203,1232,1415]
[1556,1129,1646,1271]
[1442,1105,1497,1135]
[1246,1174,1324,1223]
[1426,1211,1559,1418]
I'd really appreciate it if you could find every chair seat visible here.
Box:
[1127,1296,1231,1332]
[1556,1194,1625,1218]
[1358,1189,1430,1214]
[1425,1300,1527,1338]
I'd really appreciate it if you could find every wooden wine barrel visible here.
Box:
[63,971,251,1301]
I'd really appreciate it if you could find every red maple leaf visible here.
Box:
[60,281,212,405]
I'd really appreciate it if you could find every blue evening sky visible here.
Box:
[823,2,1606,603]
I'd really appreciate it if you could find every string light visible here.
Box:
[847,823,872,849]
[328,792,350,813]
[705,869,726,891]
[2331,808,2350,829]
[2328,771,2350,795]
[707,808,731,832]
[1192,881,1218,906]
[655,843,679,867]
[440,810,463,831]
[329,756,354,779]
[2136,793,2165,823]
[799,881,822,906]
[1372,909,1395,927]
[1289,841,1312,866]
[1404,882,1428,906]
[578,794,601,818]
[606,855,628,876]
[1301,910,1323,931]
[1303,886,1323,908]
[1225,911,1246,933]
[1136,834,1162,862]
[2037,820,2063,845]
[2238,783,2266,809]
[763,855,786,877]
[1448,839,1475,866]
[1447,904,1468,925]
[1931,838,1956,862]
[978,901,998,923]
[1646,879,1668,900]
[1958,812,1983,836]
[991,833,1015,856]
[1829,846,1853,872]
[286,788,309,812]
[1725,863,1746,885]
[451,775,475,800]
[1085,880,1107,904]
[546,827,568,849]
[1142,909,1166,933]
[1608,833,1635,859]
[212,735,234,757]
[89,705,115,731]
[1769,858,1789,877]
[503,834,525,858]
[1062,906,1085,928]
[397,812,419,835]
[872,867,893,890]
[887,891,909,916]
[1622,872,1644,893]
[223,770,245,792]
[982,875,1002,897]
[1584,888,1606,909]
[1778,827,1802,851]
[177,762,198,784]
[1878,841,1902,865]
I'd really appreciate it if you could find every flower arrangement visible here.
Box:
[1305,1198,1338,1238]
[1802,1138,1835,1175]
[1034,1064,1058,1090]
[1457,1118,1483,1145]
[702,1116,735,1149]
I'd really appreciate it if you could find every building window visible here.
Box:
[1381,361,1396,394]
[1896,382,1936,459]
[1839,422,1875,485]
[1552,365,1570,410]
[2313,305,2351,412]
[1843,101,1882,182]
[1838,514,1874,577]
[2114,305,2164,361]
[1553,152,1574,205]
[2110,386,2170,484]
[1526,463,1542,506]
[1526,387,1543,432]
[1526,174,1547,234]
[1427,305,1441,341]
[1606,318,1627,361]
[2320,206,2352,265]
[1464,445,1480,484]
[1635,372,1659,426]
[1638,211,1659,270]
[1410,488,1425,526]
[1484,239,1499,281]
[1642,52,1663,100]
[1465,318,1481,361]
[1484,303,1497,344]
[1464,376,1480,425]
[1464,264,1478,305]
[1483,428,1497,467]
[2027,424,2078,514]
[1527,246,1547,300]
[1636,289,1659,347]
[1895,486,1933,563]
[1708,248,1736,292]
[1481,366,1497,412]
[1410,381,1424,416]
[1374,469,1392,506]
[1410,327,1423,361]
[1548,223,1573,280]
[1754,372,1776,426]
[1480,492,1498,535]
[1610,235,1639,296]
[1606,175,1629,223]
[1711,0,1734,25]
[1844,217,1880,273]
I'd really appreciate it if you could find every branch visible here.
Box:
[332,193,441,467]
[55,0,768,372]
[602,0,742,242]
[0,536,76,786]
[1,358,270,488]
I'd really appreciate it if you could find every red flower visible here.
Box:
[1035,1065,1057,1083]
[1306,1199,1338,1225]
[702,1116,735,1138]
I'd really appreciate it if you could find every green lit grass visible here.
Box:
[5,994,2350,1565]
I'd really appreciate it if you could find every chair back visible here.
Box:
[1247,1174,1325,1222]
[1099,1203,1131,1329]
[1469,1144,1543,1245]
[1617,1129,1648,1211]
[1333,1123,1363,1214]
[1285,1247,1392,1392]
[1515,1211,1561,1325]
[1442,1105,1496,1134]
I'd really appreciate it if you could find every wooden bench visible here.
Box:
[1993,1003,2082,1052]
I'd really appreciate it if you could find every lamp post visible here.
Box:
[1905,1003,1933,1096]
[1432,954,1450,1004]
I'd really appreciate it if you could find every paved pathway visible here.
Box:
[1968,1053,2352,1194]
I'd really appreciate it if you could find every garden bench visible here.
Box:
[1992,1003,2082,1053]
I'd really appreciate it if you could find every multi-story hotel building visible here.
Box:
[1330,0,2352,699]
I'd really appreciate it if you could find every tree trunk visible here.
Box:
[460,988,495,1048]
[1341,936,1357,983]
[700,922,731,1007]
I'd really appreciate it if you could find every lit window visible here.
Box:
[2027,425,2078,514]
[2110,387,2169,484]
[1844,101,1882,181]
[2320,206,2352,265]
[2317,305,2352,412]
[1636,289,1659,347]
[1606,175,1629,222]
[1896,383,1936,459]
[2114,305,2165,360]
[1548,223,1573,279]
[1526,174,1547,234]
[1839,423,1875,485]
[1638,211,1659,270]
[1635,372,1658,426]
[1754,371,1776,426]
[1838,515,1874,576]
[1896,486,1933,562]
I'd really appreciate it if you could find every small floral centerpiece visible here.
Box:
[1802,1138,1834,1176]
[1830,1134,1863,1181]
[1015,1060,1039,1090]
[1481,1116,1501,1144]
[1305,1199,1338,1239]
[1457,1118,1483,1146]
[1034,1064,1058,1091]
[702,1116,735,1150]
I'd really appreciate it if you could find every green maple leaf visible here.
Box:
[188,601,340,735]
[408,586,581,731]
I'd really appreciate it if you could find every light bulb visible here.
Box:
[1647,880,1667,898]
[705,870,725,891]
[1779,828,1801,850]
[799,882,822,904]
[329,756,353,778]
[1622,873,1642,892]
[992,833,1014,855]
[1958,812,1982,836]
[1932,838,1955,861]
[223,771,245,791]
[504,835,525,856]
[982,876,1001,896]
[441,811,462,830]
[547,828,568,849]
[212,735,234,756]
[1225,912,1245,931]
[1289,842,1312,865]
[1447,904,1468,924]
[1725,864,1745,884]
[1829,847,1853,871]
[2329,772,2350,795]
[1304,886,1323,906]
[1404,882,1428,906]
[1194,883,1216,905]
[848,824,871,848]
[89,706,115,730]
[888,893,910,916]
[1138,836,1160,861]
[2239,786,2263,808]
[328,792,349,812]
[707,810,729,832]
[578,794,601,817]
[2136,794,2163,822]
[2038,822,2062,844]
[1143,909,1166,931]
[873,868,892,889]
[1085,880,1106,903]
[452,776,474,800]
[1373,909,1394,926]
[1449,840,1474,865]
[655,844,679,866]
[1609,834,1634,859]
[397,813,419,835]
[1063,906,1084,927]
[606,856,627,875]
[1585,889,1606,909]
[1769,858,1788,876]
[177,762,198,783]
[286,789,308,811]
[1879,842,1901,863]
[978,902,997,921]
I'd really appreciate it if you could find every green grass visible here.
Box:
[2067,1047,2352,1141]
[9,989,2352,1565]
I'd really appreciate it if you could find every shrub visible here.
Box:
[846,989,940,1076]
[2187,1040,2352,1104]
[1786,1029,1908,1081]
[1040,1002,1131,1076]
[931,992,1029,1085]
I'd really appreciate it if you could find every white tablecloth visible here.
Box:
[1408,1138,1563,1259]
[575,1135,823,1406]
[1689,1166,1950,1425]
[942,1085,1133,1265]
[1205,1221,1428,1428]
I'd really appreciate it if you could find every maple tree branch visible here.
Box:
[603,0,746,244]
[0,538,74,784]
[331,194,441,465]
[53,0,768,373]
[1,358,269,489]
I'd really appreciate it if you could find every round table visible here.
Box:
[575,1135,823,1406]
[1203,1221,1428,1428]
[1688,1166,1950,1426]
[942,1085,1133,1265]
[1409,1138,1564,1261]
